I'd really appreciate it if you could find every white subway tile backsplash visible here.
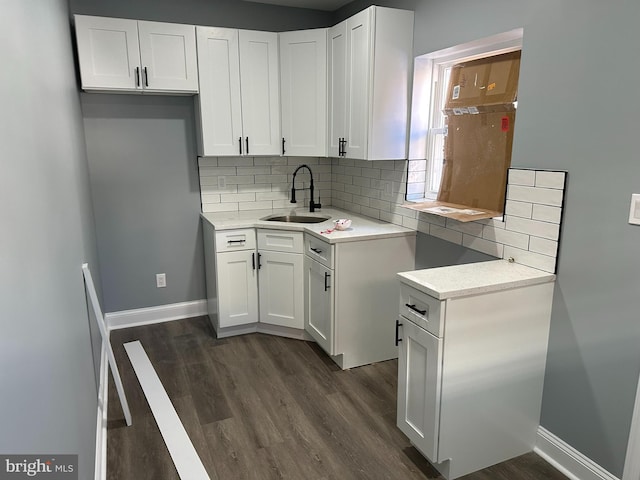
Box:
[370,198,391,212]
[225,175,256,185]
[505,216,560,241]
[199,166,237,176]
[483,226,530,249]
[463,235,504,258]
[532,204,562,224]
[218,157,254,167]
[508,169,535,186]
[445,219,484,237]
[359,206,381,219]
[379,211,405,225]
[255,174,287,184]
[238,201,274,211]
[529,237,559,257]
[237,166,272,175]
[505,200,533,218]
[198,157,218,167]
[535,171,566,189]
[402,217,419,230]
[221,193,256,203]
[202,203,239,213]
[507,185,563,207]
[256,191,288,202]
[201,194,221,204]
[430,225,463,244]
[503,246,556,273]
[253,157,288,166]
[353,176,372,188]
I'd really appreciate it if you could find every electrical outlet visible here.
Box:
[218,176,226,189]
[156,273,166,288]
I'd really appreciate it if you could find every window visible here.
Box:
[407,29,523,208]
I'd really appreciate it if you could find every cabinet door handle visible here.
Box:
[310,247,322,254]
[143,66,149,87]
[341,138,347,157]
[135,67,140,87]
[239,137,243,155]
[395,319,403,346]
[405,303,427,316]
[324,272,330,291]
[246,137,249,155]
[338,137,343,156]
[252,252,255,270]
[282,137,286,156]
[257,252,262,269]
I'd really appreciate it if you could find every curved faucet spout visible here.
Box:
[291,164,321,212]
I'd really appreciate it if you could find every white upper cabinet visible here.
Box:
[74,15,198,94]
[279,29,328,157]
[196,27,281,156]
[328,7,414,160]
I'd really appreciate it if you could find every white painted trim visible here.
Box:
[106,300,208,330]
[94,342,108,480]
[622,373,640,480]
[124,341,210,479]
[535,427,619,480]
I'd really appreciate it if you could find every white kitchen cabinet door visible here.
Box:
[279,29,328,157]
[397,318,443,462]
[137,21,198,93]
[304,256,334,355]
[259,251,304,329]
[74,15,141,91]
[216,250,258,328]
[195,27,244,156]
[327,20,347,158]
[344,8,371,160]
[239,30,281,156]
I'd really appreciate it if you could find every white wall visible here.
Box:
[0,0,100,476]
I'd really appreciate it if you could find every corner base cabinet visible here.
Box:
[396,262,555,479]
[304,233,416,369]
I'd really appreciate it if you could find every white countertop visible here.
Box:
[397,260,555,300]
[201,207,415,244]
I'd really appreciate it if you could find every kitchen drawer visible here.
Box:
[400,283,444,338]
[215,229,256,253]
[258,229,303,253]
[304,235,334,269]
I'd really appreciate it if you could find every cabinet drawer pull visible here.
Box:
[310,247,323,254]
[282,137,286,156]
[246,137,249,155]
[258,252,262,269]
[324,272,330,291]
[406,303,427,316]
[239,137,242,155]
[227,239,245,245]
[143,66,149,87]
[252,252,255,270]
[395,319,402,346]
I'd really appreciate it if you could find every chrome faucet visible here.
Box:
[290,164,321,212]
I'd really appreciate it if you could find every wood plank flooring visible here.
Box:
[107,317,567,480]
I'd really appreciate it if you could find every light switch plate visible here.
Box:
[629,194,640,225]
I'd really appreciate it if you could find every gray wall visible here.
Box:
[81,94,205,313]
[0,0,100,477]
[415,232,497,270]
[410,0,640,476]
[71,0,331,313]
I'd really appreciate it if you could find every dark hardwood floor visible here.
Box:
[107,317,567,480]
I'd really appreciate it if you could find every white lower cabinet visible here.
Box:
[304,233,416,369]
[304,256,334,354]
[257,229,304,329]
[203,223,304,335]
[396,274,555,479]
[216,250,258,328]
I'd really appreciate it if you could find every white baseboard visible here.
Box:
[105,300,208,330]
[535,427,619,480]
[94,342,108,480]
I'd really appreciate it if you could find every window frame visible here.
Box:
[407,29,524,202]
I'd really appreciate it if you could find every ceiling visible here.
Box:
[241,0,352,11]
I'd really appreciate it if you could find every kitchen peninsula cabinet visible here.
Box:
[396,261,555,479]
[304,232,416,369]
[196,27,280,157]
[328,6,414,160]
[279,29,328,157]
[74,15,198,93]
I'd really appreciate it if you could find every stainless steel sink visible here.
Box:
[261,214,331,224]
